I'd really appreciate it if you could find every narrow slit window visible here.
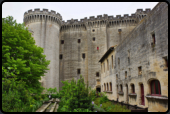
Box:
[60,54,63,59]
[78,39,81,43]
[112,55,113,69]
[138,66,142,75]
[131,84,135,93]
[163,56,168,68]
[96,72,99,77]
[93,37,95,41]
[77,69,81,74]
[125,71,127,79]
[120,85,123,92]
[82,53,85,59]
[152,34,155,45]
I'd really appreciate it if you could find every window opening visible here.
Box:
[163,56,168,68]
[150,80,161,95]
[138,66,142,75]
[82,53,85,59]
[93,37,95,41]
[96,72,99,77]
[131,84,135,93]
[60,54,63,59]
[112,55,113,69]
[125,71,127,79]
[77,69,81,74]
[78,39,81,43]
[61,40,64,44]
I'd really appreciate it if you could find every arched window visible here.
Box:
[150,80,161,96]
[104,83,106,91]
[131,84,135,93]
[110,82,112,91]
[107,83,109,91]
[120,84,123,92]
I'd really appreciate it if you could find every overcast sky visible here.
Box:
[2,2,159,24]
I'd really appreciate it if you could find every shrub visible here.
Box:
[99,93,109,104]
[57,75,94,112]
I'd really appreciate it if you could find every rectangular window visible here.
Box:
[78,39,81,43]
[101,65,102,73]
[60,54,63,59]
[125,71,127,79]
[82,53,85,59]
[116,74,118,80]
[163,56,168,68]
[96,72,99,77]
[61,40,64,44]
[93,37,95,41]
[138,66,142,75]
[107,59,109,70]
[77,69,81,74]
[112,55,113,69]
[104,63,105,72]
[152,34,155,45]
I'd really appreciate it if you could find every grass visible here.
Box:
[93,97,131,112]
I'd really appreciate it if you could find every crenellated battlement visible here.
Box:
[60,8,151,26]
[24,8,62,20]
[24,8,62,26]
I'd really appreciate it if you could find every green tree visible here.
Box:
[2,16,50,95]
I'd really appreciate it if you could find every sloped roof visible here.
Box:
[99,45,117,63]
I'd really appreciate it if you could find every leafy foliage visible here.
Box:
[2,16,50,112]
[57,75,95,112]
[2,16,50,95]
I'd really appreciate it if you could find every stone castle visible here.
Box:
[23,2,168,112]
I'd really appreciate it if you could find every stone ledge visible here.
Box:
[145,95,168,100]
[128,93,137,96]
[118,91,124,95]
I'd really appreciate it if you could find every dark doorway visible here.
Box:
[96,88,101,92]
[141,84,145,105]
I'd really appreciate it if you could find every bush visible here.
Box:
[2,77,34,112]
[51,94,59,98]
[99,92,109,104]
[57,75,94,112]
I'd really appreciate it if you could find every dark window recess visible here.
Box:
[125,71,127,79]
[60,54,63,59]
[61,40,64,44]
[78,39,81,43]
[118,29,122,32]
[82,53,85,59]
[163,56,168,68]
[92,29,95,32]
[97,47,99,50]
[152,34,155,45]
[138,66,142,75]
[96,72,99,77]
[131,84,135,93]
[93,37,95,41]
[77,69,81,74]
[120,85,122,92]
[151,80,161,95]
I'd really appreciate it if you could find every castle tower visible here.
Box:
[23,8,62,92]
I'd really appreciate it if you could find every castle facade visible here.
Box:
[23,2,168,112]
